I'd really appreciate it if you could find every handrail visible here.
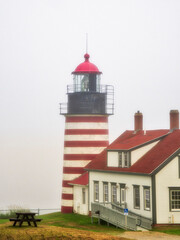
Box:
[111,203,152,230]
[91,202,137,231]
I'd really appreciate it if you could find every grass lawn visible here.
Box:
[1,212,180,239]
[152,225,180,235]
[0,212,127,240]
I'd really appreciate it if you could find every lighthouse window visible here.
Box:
[73,74,89,92]
[81,74,89,91]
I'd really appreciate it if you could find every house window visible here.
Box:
[82,188,86,204]
[94,181,99,202]
[170,188,180,211]
[144,187,150,211]
[133,185,140,209]
[118,152,130,167]
[103,182,109,202]
[120,184,126,206]
[111,183,117,203]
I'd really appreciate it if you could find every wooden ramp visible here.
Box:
[91,202,152,231]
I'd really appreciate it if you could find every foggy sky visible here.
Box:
[0,0,180,210]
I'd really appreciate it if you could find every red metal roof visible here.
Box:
[69,172,89,186]
[107,130,169,150]
[72,53,102,74]
[86,130,180,175]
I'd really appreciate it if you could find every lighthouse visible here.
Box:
[60,53,114,213]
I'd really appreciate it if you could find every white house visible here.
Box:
[70,110,180,225]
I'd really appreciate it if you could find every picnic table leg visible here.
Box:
[13,220,17,226]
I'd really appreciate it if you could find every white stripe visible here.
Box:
[64,147,106,154]
[64,135,109,141]
[65,122,108,129]
[62,187,73,194]
[61,199,73,207]
[63,160,91,167]
[63,173,81,181]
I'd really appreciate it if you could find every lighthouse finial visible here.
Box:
[86,33,88,53]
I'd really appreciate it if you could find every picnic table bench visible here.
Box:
[9,212,42,227]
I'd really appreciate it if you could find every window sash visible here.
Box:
[82,188,86,204]
[144,188,150,210]
[170,190,180,211]
[118,152,130,168]
[134,186,140,209]
[94,182,99,202]
[111,184,117,203]
[121,188,126,204]
[103,183,109,202]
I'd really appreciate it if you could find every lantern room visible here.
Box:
[72,53,101,93]
[60,53,114,115]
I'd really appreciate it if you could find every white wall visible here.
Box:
[107,152,118,167]
[73,185,89,215]
[131,141,159,165]
[89,171,152,219]
[156,155,180,224]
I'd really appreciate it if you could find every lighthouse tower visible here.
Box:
[60,53,114,213]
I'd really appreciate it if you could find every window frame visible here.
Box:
[143,186,151,211]
[118,151,131,168]
[94,181,99,202]
[169,187,180,212]
[133,185,140,209]
[82,188,86,204]
[111,183,117,203]
[103,182,109,202]
[120,184,126,206]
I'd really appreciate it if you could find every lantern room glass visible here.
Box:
[73,74,101,92]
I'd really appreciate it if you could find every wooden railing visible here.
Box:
[111,203,152,230]
[91,202,137,231]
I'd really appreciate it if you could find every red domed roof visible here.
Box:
[72,53,102,74]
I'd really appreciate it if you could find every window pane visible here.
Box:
[111,184,117,203]
[134,186,140,209]
[103,183,108,202]
[82,188,86,204]
[144,188,150,210]
[170,190,180,210]
[94,182,99,202]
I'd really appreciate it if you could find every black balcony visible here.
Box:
[60,85,114,115]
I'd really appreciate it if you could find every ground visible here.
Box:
[1,222,180,240]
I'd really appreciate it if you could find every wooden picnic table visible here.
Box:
[9,212,42,227]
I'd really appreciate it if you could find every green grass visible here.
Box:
[152,225,180,235]
[39,211,124,234]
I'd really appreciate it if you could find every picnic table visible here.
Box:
[9,212,42,227]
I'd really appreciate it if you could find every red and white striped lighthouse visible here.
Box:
[60,53,114,213]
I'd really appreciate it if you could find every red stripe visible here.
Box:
[65,129,109,135]
[62,193,73,200]
[63,167,85,174]
[62,180,72,188]
[61,206,73,213]
[66,116,108,123]
[64,154,97,160]
[64,141,109,147]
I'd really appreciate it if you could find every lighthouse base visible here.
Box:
[61,206,73,213]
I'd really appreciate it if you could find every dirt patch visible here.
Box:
[120,231,180,240]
